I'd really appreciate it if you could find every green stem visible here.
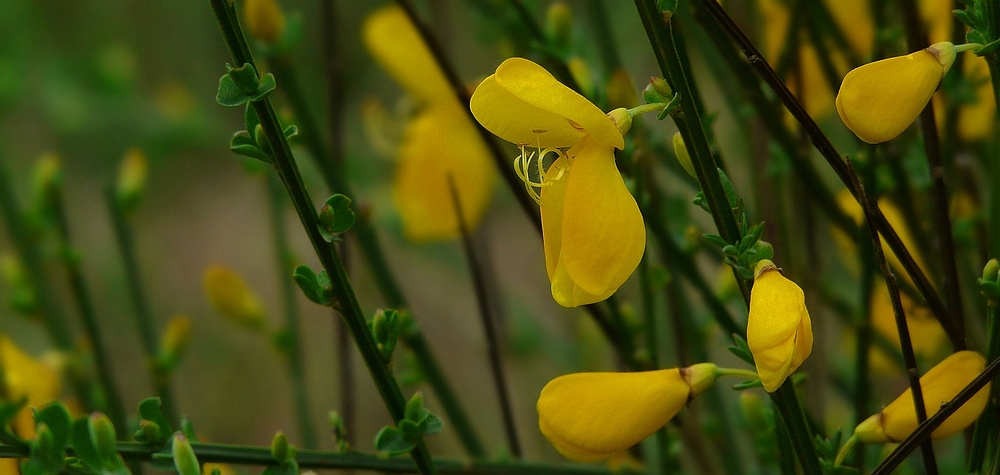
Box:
[207,2,436,472]
[634,0,750,303]
[852,201,877,471]
[105,189,179,426]
[769,383,823,475]
[968,302,999,473]
[264,35,486,463]
[987,54,1000,260]
[715,368,759,380]
[50,185,128,436]
[627,102,670,116]
[0,442,634,475]
[265,173,317,449]
[0,160,93,410]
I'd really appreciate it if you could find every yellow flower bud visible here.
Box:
[116,148,148,214]
[854,350,989,443]
[836,43,955,144]
[203,265,267,331]
[671,132,697,180]
[160,314,193,365]
[747,260,813,392]
[243,0,286,44]
[607,108,632,137]
[537,364,718,462]
[545,2,573,48]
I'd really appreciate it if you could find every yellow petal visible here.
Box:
[472,58,625,149]
[471,75,585,149]
[919,0,954,45]
[748,266,813,392]
[757,0,791,61]
[856,350,989,443]
[537,369,690,462]
[393,107,495,240]
[2,335,60,438]
[824,0,873,57]
[870,279,946,361]
[836,49,945,143]
[540,156,613,307]
[362,5,453,104]
[558,140,645,299]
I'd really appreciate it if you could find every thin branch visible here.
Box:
[847,159,938,474]
[447,176,521,458]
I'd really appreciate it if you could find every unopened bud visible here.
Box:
[671,132,697,179]
[160,315,193,366]
[89,413,118,464]
[927,41,957,74]
[545,2,573,48]
[172,433,200,475]
[271,431,289,461]
[204,266,267,331]
[244,0,286,44]
[984,259,999,282]
[567,57,594,98]
[116,148,148,215]
[607,108,632,137]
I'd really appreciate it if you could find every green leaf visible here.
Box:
[703,234,728,248]
[138,397,173,443]
[248,73,277,102]
[283,125,299,141]
[732,379,763,390]
[216,73,249,108]
[180,418,198,442]
[230,131,271,163]
[727,334,755,365]
[0,397,27,428]
[71,419,102,470]
[374,426,416,456]
[292,265,330,306]
[318,194,356,241]
[245,103,261,135]
[228,63,261,93]
[976,38,1000,56]
[423,414,443,435]
[405,393,425,422]
[397,419,420,441]
[35,403,72,449]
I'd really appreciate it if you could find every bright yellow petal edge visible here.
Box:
[854,350,989,443]
[537,364,718,462]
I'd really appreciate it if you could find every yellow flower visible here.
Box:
[116,148,147,214]
[747,260,813,392]
[243,0,286,44]
[203,265,267,331]
[470,57,645,307]
[363,6,494,241]
[854,350,989,443]
[537,363,718,462]
[869,279,946,364]
[0,335,61,438]
[837,42,957,144]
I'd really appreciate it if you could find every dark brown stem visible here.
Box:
[846,159,938,475]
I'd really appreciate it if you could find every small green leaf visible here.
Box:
[180,418,198,442]
[293,265,330,306]
[172,433,200,475]
[318,194,356,241]
[35,402,72,449]
[248,73,277,102]
[423,414,443,435]
[976,38,1000,56]
[374,426,415,456]
[732,380,763,390]
[703,234,728,248]
[727,334,755,365]
[283,125,299,141]
[405,393,425,422]
[71,419,102,470]
[230,131,271,163]
[227,63,260,94]
[271,431,289,462]
[138,397,173,442]
[216,74,249,108]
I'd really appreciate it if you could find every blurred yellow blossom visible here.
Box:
[363,5,494,241]
[747,260,812,392]
[537,363,718,462]
[204,265,267,331]
[0,336,61,438]
[243,0,286,44]
[868,279,947,372]
[471,57,644,307]
[855,350,988,443]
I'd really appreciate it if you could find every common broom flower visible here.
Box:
[363,5,494,241]
[470,57,645,307]
[836,42,962,143]
[854,350,989,443]
[747,259,813,392]
[537,363,719,462]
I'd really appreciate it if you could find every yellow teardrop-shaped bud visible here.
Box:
[243,0,286,45]
[747,260,813,392]
[160,314,193,366]
[537,364,718,462]
[203,265,267,331]
[116,148,148,214]
[836,44,954,144]
[854,350,989,443]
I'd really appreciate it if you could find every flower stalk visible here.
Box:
[207,0,436,472]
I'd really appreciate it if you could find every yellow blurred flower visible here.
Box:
[837,42,957,143]
[363,5,494,241]
[537,363,718,462]
[204,265,267,331]
[747,260,813,392]
[0,336,61,438]
[854,350,988,443]
[471,57,644,307]
[868,279,947,373]
[243,0,286,44]
[116,148,148,214]
[758,0,872,121]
